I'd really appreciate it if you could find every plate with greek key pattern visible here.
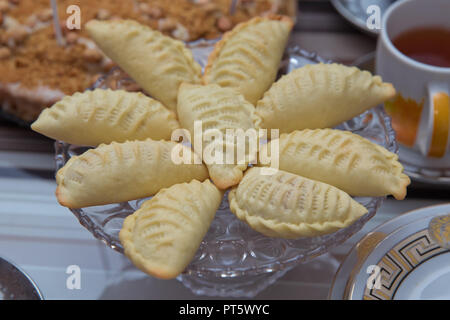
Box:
[329,203,450,300]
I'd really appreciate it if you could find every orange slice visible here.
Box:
[385,95,423,147]
[428,92,450,158]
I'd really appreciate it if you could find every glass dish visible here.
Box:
[54,44,398,297]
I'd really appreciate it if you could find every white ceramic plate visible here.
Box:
[329,203,450,300]
[331,0,396,36]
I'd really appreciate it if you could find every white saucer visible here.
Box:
[329,203,450,300]
[394,253,450,299]
[399,145,450,185]
[331,0,396,36]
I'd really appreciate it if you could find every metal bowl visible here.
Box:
[0,257,43,300]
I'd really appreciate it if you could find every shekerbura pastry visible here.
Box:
[86,19,202,111]
[228,167,368,238]
[31,11,410,281]
[203,16,293,105]
[177,83,257,189]
[56,139,209,208]
[255,63,396,134]
[260,129,411,200]
[31,89,180,146]
[120,179,222,279]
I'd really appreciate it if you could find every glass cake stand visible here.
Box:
[54,43,398,297]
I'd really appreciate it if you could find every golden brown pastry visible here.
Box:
[259,129,410,200]
[203,16,293,105]
[86,19,202,111]
[31,89,180,146]
[255,63,396,134]
[56,139,209,208]
[229,167,368,238]
[120,179,222,279]
[177,83,257,189]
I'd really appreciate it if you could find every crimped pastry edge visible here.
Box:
[31,88,180,146]
[119,206,178,279]
[391,174,411,200]
[86,19,202,88]
[269,129,411,200]
[203,15,294,84]
[228,187,367,239]
[119,179,220,279]
[54,138,209,209]
[177,82,258,189]
[254,63,397,133]
[256,63,397,107]
[208,163,249,190]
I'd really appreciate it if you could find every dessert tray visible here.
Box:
[54,44,398,297]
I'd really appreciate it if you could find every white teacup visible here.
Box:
[376,0,450,159]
